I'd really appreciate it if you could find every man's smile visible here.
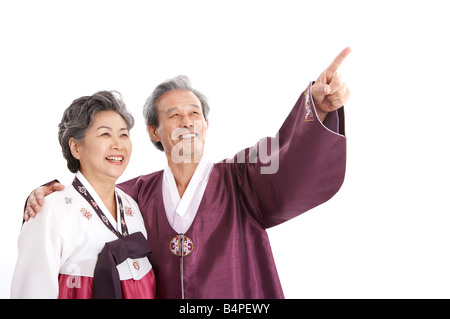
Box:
[177,132,198,140]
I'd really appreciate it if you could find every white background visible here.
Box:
[1,0,449,298]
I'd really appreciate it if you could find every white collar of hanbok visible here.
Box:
[163,156,213,219]
[75,171,121,233]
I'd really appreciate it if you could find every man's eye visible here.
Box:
[170,114,179,118]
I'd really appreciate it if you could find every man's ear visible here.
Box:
[68,137,81,160]
[147,125,160,142]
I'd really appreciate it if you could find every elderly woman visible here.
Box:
[11,91,156,299]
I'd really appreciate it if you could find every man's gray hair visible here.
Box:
[58,91,135,173]
[143,75,210,151]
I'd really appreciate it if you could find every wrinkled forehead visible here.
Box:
[91,110,129,129]
[156,89,202,111]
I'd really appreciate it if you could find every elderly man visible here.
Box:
[24,48,350,298]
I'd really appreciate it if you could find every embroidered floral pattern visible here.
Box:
[78,186,87,196]
[73,176,128,238]
[124,206,134,217]
[182,237,194,256]
[90,200,99,210]
[121,218,128,236]
[101,215,109,225]
[170,235,194,257]
[304,85,314,122]
[80,208,92,220]
[170,237,180,256]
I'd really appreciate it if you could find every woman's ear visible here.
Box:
[68,137,81,160]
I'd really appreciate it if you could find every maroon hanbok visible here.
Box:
[118,84,346,298]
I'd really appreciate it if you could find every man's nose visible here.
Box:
[180,114,194,128]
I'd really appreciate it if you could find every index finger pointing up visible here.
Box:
[327,47,352,74]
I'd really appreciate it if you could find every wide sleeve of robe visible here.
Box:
[12,192,74,298]
[224,82,347,229]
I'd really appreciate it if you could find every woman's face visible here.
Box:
[70,110,132,184]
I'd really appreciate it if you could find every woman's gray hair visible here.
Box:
[143,75,210,151]
[58,90,135,173]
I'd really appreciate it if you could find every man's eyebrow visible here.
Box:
[166,107,179,114]
[166,105,201,113]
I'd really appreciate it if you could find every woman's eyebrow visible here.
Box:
[96,126,112,131]
[96,126,128,131]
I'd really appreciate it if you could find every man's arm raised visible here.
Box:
[311,47,351,122]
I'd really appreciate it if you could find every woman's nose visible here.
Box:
[111,136,124,150]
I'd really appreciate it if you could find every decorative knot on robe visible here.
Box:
[93,232,151,299]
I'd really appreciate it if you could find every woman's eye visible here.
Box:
[101,132,110,137]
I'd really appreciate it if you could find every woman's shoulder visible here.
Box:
[42,184,77,211]
[23,185,77,229]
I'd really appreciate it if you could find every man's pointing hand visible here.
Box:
[311,47,351,122]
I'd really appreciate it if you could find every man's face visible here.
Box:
[148,89,209,163]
